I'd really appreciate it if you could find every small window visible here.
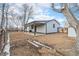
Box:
[31,25,33,29]
[53,24,55,28]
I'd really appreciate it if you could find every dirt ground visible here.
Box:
[33,33,75,49]
[10,32,75,56]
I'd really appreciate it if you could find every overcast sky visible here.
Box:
[23,3,66,27]
[0,3,67,27]
[1,3,79,28]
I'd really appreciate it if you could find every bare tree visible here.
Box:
[0,3,5,55]
[0,3,10,56]
[22,4,28,31]
[9,9,18,31]
[22,4,33,32]
[3,4,10,56]
[52,3,79,55]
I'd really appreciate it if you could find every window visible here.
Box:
[53,24,55,28]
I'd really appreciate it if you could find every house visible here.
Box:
[58,27,63,33]
[25,19,60,34]
[68,27,76,37]
[64,21,76,37]
[63,20,69,33]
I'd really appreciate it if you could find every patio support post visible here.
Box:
[34,24,36,36]
[45,23,47,34]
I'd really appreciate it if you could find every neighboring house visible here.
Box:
[64,21,76,37]
[25,19,60,34]
[68,27,76,37]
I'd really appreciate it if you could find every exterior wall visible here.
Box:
[26,27,30,31]
[27,25,45,33]
[36,25,46,33]
[31,26,34,32]
[26,20,60,34]
[27,26,34,32]
[68,27,76,37]
[47,20,60,33]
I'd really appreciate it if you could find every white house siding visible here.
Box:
[36,25,46,33]
[68,27,76,37]
[47,20,59,33]
[27,25,45,33]
[29,26,34,32]
[27,27,30,31]
[26,26,34,32]
[26,20,60,34]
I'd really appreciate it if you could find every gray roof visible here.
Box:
[26,19,60,26]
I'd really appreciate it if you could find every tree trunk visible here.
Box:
[23,7,27,32]
[2,31,10,56]
[0,4,5,54]
[61,4,79,55]
[0,30,5,53]
[75,25,79,55]
[52,3,79,56]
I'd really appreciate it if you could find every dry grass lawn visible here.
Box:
[10,32,75,56]
[33,33,75,49]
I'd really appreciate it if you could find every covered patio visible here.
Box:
[25,20,47,35]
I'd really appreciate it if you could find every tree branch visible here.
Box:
[61,3,79,28]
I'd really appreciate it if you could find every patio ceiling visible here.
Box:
[26,21,46,27]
